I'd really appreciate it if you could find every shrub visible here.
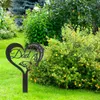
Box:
[29,26,100,91]
[0,7,6,29]
[24,7,55,45]
[0,8,17,39]
[24,3,68,45]
[46,0,100,34]
[0,29,16,39]
[24,0,99,45]
[46,0,68,40]
[24,8,47,45]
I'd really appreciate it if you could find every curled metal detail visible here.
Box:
[6,43,44,92]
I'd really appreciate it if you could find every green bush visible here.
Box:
[24,3,67,45]
[0,29,16,39]
[0,7,6,29]
[24,8,49,45]
[30,26,100,91]
[24,0,100,45]
[0,8,17,39]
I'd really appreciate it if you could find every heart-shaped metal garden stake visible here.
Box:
[6,43,44,93]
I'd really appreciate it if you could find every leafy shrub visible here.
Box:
[24,1,71,45]
[0,29,16,39]
[45,0,100,34]
[0,7,6,29]
[24,0,100,46]
[24,7,56,45]
[0,0,11,9]
[0,8,17,39]
[46,0,68,40]
[24,8,48,45]
[30,26,100,91]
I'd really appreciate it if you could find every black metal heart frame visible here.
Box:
[6,43,44,93]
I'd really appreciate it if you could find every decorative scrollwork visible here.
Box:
[6,42,44,92]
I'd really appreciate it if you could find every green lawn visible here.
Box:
[0,34,100,100]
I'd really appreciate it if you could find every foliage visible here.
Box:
[46,0,68,40]
[0,0,11,9]
[24,7,56,45]
[46,0,100,34]
[0,7,6,29]
[24,2,68,45]
[24,8,47,45]
[0,7,17,39]
[0,29,16,39]
[30,26,100,91]
[24,0,100,45]
[65,0,92,31]
[0,33,100,100]
[87,0,100,34]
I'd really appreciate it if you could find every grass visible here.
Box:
[0,34,100,100]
